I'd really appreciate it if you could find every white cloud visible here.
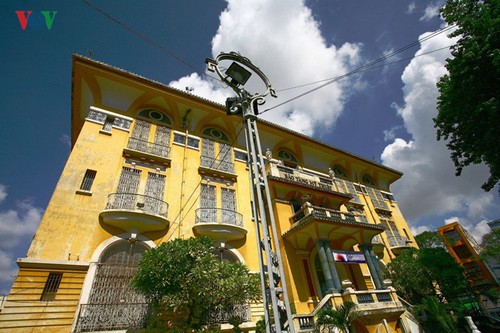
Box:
[0,184,6,204]
[420,4,440,21]
[410,225,431,236]
[381,29,500,231]
[169,0,361,136]
[407,2,416,15]
[0,188,43,293]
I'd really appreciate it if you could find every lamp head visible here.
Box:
[225,62,252,86]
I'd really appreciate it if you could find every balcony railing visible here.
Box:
[195,208,244,227]
[290,206,358,225]
[200,156,235,174]
[74,303,149,332]
[205,303,251,325]
[127,137,170,158]
[386,235,410,248]
[293,289,404,331]
[106,193,168,218]
[266,163,349,197]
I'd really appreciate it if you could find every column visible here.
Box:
[361,245,383,289]
[316,241,337,293]
[323,242,342,291]
[370,247,386,289]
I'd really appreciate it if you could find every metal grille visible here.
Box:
[152,125,171,155]
[87,110,106,123]
[40,272,62,301]
[130,120,151,151]
[344,180,362,204]
[76,241,149,332]
[144,172,166,213]
[201,138,216,168]
[221,188,236,224]
[80,169,97,191]
[200,184,216,221]
[219,143,232,172]
[114,167,141,209]
[102,117,114,132]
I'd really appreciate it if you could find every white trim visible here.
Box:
[89,106,134,122]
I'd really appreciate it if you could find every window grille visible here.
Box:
[200,184,216,221]
[221,188,236,223]
[173,132,186,145]
[113,167,141,210]
[40,272,63,301]
[144,172,166,214]
[80,169,97,191]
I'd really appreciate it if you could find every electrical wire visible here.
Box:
[261,24,456,114]
[162,121,246,242]
[81,0,223,85]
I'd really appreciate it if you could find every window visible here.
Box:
[278,149,298,168]
[173,132,199,149]
[453,245,472,260]
[80,169,97,191]
[443,229,461,244]
[234,149,248,162]
[40,272,63,301]
[86,108,131,133]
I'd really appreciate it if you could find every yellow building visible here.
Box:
[0,55,419,332]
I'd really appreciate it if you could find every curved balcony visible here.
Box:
[99,193,169,234]
[387,235,412,256]
[123,137,171,166]
[193,208,246,243]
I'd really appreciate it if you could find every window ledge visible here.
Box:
[99,129,112,136]
[76,190,92,196]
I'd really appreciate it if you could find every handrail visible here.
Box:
[195,208,244,227]
[105,193,169,218]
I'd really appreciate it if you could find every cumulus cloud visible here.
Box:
[0,186,43,293]
[420,4,440,21]
[381,29,500,232]
[407,2,416,15]
[169,0,361,136]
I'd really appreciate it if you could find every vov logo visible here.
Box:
[15,11,57,30]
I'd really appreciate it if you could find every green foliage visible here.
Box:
[413,296,461,333]
[131,236,261,331]
[415,231,445,249]
[388,248,467,304]
[434,0,500,192]
[480,228,500,260]
[315,302,358,333]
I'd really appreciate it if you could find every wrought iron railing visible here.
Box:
[195,208,244,227]
[74,303,149,332]
[205,303,251,325]
[386,235,410,248]
[290,206,357,225]
[127,137,170,158]
[106,193,168,218]
[200,156,235,173]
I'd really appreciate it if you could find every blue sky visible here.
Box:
[0,0,498,294]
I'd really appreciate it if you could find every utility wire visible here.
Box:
[261,24,456,114]
[162,121,246,242]
[81,0,223,84]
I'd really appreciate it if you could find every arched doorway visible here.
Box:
[75,240,149,332]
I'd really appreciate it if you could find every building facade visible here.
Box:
[438,222,499,317]
[0,55,418,332]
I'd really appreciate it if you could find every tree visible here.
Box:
[415,231,445,249]
[316,301,358,333]
[434,0,500,192]
[479,227,500,261]
[388,248,467,304]
[131,236,261,331]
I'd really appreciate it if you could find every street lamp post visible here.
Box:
[206,52,295,333]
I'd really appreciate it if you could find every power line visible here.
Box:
[261,25,456,114]
[81,0,223,85]
[162,121,246,242]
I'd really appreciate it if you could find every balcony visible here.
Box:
[293,288,404,332]
[283,205,385,248]
[387,235,412,255]
[266,163,351,203]
[199,156,236,180]
[74,303,149,332]
[99,193,169,233]
[123,137,171,166]
[193,208,247,243]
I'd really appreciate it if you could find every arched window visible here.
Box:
[278,150,298,168]
[362,174,376,186]
[138,108,172,126]
[75,240,150,332]
[201,128,234,173]
[332,166,349,179]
